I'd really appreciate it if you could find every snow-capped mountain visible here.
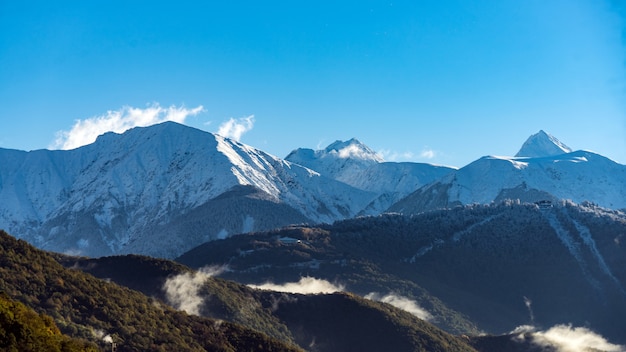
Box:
[285,139,455,213]
[3,125,623,258]
[285,138,384,184]
[389,131,626,214]
[0,122,374,258]
[515,130,572,157]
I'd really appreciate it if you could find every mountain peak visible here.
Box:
[324,138,384,162]
[515,130,572,158]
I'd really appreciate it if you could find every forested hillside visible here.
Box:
[177,201,626,345]
[0,293,98,352]
[1,229,481,352]
[59,248,478,352]
[0,230,302,352]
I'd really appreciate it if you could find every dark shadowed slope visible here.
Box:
[176,201,626,345]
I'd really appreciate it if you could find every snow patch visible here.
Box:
[452,214,501,242]
[408,238,444,262]
[571,219,624,293]
[509,159,529,170]
[543,210,600,290]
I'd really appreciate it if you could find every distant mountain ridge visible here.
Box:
[1,123,624,259]
[285,138,455,214]
[389,131,626,214]
[285,138,385,185]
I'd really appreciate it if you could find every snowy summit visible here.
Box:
[323,138,385,162]
[515,130,572,158]
[285,138,383,172]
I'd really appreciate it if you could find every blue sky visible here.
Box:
[1,0,625,167]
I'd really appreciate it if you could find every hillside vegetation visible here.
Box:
[0,293,98,352]
[177,201,626,344]
[59,246,478,351]
[0,230,302,352]
[1,229,481,351]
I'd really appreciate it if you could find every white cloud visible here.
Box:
[338,144,363,158]
[217,115,255,141]
[523,296,534,323]
[420,148,436,159]
[93,329,114,344]
[365,292,433,321]
[247,276,344,294]
[51,103,204,150]
[379,149,414,162]
[335,144,384,161]
[511,324,624,352]
[162,265,226,315]
[379,147,438,162]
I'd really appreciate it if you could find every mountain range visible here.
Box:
[2,122,626,351]
[1,123,624,259]
[390,131,626,214]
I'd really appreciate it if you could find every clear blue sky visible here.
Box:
[1,0,625,167]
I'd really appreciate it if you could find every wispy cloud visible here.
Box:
[365,292,433,321]
[51,103,204,150]
[217,115,255,141]
[247,276,344,294]
[523,296,534,323]
[511,324,624,352]
[336,143,383,161]
[420,148,436,159]
[93,329,114,345]
[162,265,226,315]
[379,147,438,162]
[379,149,414,162]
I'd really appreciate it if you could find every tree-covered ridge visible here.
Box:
[0,230,303,352]
[254,291,477,352]
[1,228,479,352]
[176,201,626,345]
[60,246,479,351]
[0,292,98,352]
[176,218,482,335]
